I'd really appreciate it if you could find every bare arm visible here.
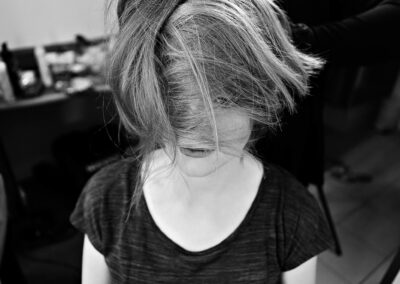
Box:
[82,234,111,284]
[293,0,400,62]
[282,256,317,284]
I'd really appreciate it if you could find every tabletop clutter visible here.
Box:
[0,36,108,104]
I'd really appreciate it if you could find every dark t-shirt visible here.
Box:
[70,158,333,283]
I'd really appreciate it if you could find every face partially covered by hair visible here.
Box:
[108,0,323,205]
[174,109,251,177]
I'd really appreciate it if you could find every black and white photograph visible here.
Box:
[0,0,400,283]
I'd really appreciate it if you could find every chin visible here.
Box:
[180,167,217,178]
[176,151,232,178]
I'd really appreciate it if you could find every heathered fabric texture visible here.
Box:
[70,158,333,283]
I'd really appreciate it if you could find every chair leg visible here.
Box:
[315,183,342,256]
[380,247,400,284]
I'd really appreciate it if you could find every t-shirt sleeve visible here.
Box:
[69,165,118,256]
[278,170,334,271]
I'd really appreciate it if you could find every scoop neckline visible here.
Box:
[141,163,269,257]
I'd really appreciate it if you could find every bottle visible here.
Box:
[0,42,23,97]
[0,60,15,102]
[34,46,53,88]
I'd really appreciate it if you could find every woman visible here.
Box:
[70,0,333,282]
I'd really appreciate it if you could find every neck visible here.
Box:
[145,149,255,203]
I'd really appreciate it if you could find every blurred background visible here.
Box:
[0,0,400,283]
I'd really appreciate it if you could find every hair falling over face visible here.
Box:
[106,0,324,213]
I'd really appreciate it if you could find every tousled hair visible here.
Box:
[106,0,323,216]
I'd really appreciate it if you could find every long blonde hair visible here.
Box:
[107,0,322,215]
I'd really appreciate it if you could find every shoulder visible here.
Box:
[70,157,139,255]
[87,157,138,188]
[263,164,333,271]
[82,157,140,221]
[264,163,314,210]
[83,157,138,203]
[264,163,319,226]
[255,162,314,237]
[263,163,310,207]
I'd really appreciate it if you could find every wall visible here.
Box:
[0,0,116,48]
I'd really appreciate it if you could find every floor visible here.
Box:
[315,131,400,283]
[9,130,400,283]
